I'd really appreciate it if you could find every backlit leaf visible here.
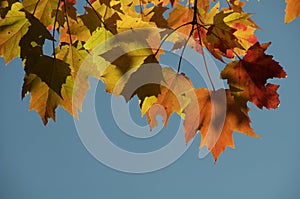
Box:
[184,88,259,162]
[221,42,287,109]
[285,0,300,23]
[22,0,59,27]
[0,2,30,63]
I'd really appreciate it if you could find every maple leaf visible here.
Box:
[59,0,77,22]
[19,11,53,65]
[223,10,259,53]
[143,3,168,28]
[22,73,63,125]
[227,0,246,12]
[86,26,163,101]
[0,2,30,64]
[221,42,287,109]
[80,0,121,34]
[285,0,300,23]
[24,55,71,97]
[167,4,193,36]
[0,0,288,163]
[184,88,259,162]
[55,41,96,116]
[203,10,244,60]
[0,0,18,18]
[120,55,163,102]
[18,12,69,98]
[22,41,93,123]
[59,16,91,44]
[22,0,59,27]
[100,47,158,96]
[145,67,193,129]
[116,13,157,32]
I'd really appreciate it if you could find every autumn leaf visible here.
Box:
[22,73,63,125]
[24,55,71,97]
[121,55,163,102]
[0,0,288,163]
[142,3,168,28]
[100,47,156,96]
[145,67,193,129]
[227,0,246,12]
[285,0,300,23]
[167,4,193,36]
[221,42,287,109]
[203,10,244,60]
[19,11,53,64]
[22,0,59,27]
[80,0,121,34]
[59,16,91,44]
[0,2,30,63]
[22,41,93,123]
[60,0,77,22]
[184,88,259,162]
[223,10,259,53]
[55,41,95,116]
[0,0,18,18]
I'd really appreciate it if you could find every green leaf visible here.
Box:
[0,2,30,63]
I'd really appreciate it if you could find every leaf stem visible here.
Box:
[196,23,215,91]
[154,22,193,56]
[85,0,108,31]
[32,0,41,15]
[63,0,73,46]
[52,0,61,59]
[177,27,194,73]
[139,0,144,19]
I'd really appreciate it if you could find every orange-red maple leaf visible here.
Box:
[184,88,259,162]
[221,42,287,109]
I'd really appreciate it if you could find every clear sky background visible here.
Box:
[1,0,300,198]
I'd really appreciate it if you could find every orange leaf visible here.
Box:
[184,88,259,162]
[145,67,194,129]
[285,0,300,23]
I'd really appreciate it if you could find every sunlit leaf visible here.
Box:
[0,2,30,63]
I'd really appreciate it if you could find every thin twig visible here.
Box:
[52,0,61,59]
[177,25,194,73]
[225,0,231,8]
[85,0,107,30]
[32,0,41,15]
[154,22,193,56]
[63,0,73,46]
[193,0,198,23]
[196,23,215,91]
[139,0,144,19]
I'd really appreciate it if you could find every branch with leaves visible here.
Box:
[0,0,297,162]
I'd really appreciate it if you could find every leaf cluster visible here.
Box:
[0,0,295,162]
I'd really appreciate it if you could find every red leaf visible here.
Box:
[221,42,287,109]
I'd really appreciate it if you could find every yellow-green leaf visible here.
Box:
[0,2,30,63]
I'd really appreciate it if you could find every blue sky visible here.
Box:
[1,0,300,198]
